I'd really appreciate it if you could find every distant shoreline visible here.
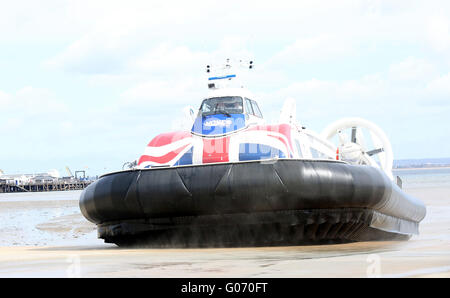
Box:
[393,166,450,171]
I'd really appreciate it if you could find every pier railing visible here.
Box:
[0,180,93,193]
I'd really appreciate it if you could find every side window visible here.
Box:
[200,101,211,113]
[294,140,303,158]
[245,98,254,115]
[310,147,328,159]
[250,100,263,118]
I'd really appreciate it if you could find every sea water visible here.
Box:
[393,167,450,189]
[0,190,98,246]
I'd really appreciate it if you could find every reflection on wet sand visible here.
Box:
[0,186,449,277]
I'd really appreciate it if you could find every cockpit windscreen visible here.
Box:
[199,96,243,116]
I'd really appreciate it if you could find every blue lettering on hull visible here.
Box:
[191,114,246,136]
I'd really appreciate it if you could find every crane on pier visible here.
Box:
[65,166,74,178]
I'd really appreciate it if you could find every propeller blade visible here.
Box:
[367,148,384,156]
[356,128,367,150]
[351,127,357,143]
[369,130,386,167]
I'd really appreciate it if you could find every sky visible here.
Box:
[1,0,449,176]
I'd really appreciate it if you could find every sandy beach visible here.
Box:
[0,183,449,278]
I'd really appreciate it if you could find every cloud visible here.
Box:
[255,57,448,134]
[427,73,450,96]
[0,87,69,144]
[267,73,387,106]
[1,86,67,118]
[126,43,209,76]
[3,0,450,174]
[388,57,436,82]
[14,86,68,114]
[43,29,133,74]
[0,90,11,105]
[41,1,450,79]
[427,15,450,52]
[0,86,75,169]
[120,77,203,105]
[267,35,355,67]
[41,0,215,74]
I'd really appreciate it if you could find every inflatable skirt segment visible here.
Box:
[80,159,426,247]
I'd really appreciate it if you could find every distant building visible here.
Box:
[32,175,56,184]
[0,171,59,185]
[0,174,32,185]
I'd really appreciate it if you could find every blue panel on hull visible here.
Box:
[239,143,287,161]
[173,148,193,166]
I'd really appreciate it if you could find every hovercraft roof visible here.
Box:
[205,87,255,100]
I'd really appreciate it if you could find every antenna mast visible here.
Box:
[206,58,254,89]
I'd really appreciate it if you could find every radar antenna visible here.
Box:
[206,58,254,89]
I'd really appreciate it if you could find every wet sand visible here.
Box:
[0,186,449,278]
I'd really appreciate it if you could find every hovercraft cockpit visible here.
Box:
[191,92,264,137]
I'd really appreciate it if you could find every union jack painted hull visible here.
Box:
[138,124,295,168]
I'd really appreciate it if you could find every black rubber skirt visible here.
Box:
[79,159,426,247]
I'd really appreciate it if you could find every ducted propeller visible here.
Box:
[321,118,394,180]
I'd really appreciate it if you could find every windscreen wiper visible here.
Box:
[215,109,231,117]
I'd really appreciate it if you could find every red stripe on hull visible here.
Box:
[249,124,293,154]
[138,144,190,165]
[148,131,192,147]
[202,137,230,163]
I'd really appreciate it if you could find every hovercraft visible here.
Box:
[80,60,426,247]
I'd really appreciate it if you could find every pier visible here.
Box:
[0,181,92,193]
